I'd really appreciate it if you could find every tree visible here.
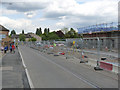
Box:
[65,28,79,38]
[36,28,38,35]
[48,28,50,33]
[44,28,48,34]
[22,30,24,34]
[41,31,59,40]
[10,30,16,36]
[61,27,69,34]
[29,37,37,41]
[48,32,60,40]
[39,27,42,35]
[19,34,25,41]
[36,28,42,36]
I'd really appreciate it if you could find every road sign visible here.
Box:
[53,43,56,47]
[73,41,75,45]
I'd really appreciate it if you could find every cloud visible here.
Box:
[0,8,18,15]
[56,22,65,27]
[24,11,37,18]
[0,16,36,34]
[1,0,118,32]
[2,2,46,12]
[52,0,118,30]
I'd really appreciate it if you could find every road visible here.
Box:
[19,45,118,88]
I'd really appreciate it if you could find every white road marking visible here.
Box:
[18,47,34,88]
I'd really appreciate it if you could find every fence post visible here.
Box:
[94,37,103,70]
[80,38,86,63]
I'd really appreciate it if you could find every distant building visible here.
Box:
[0,25,12,47]
[28,33,42,42]
[11,33,42,42]
[66,30,119,52]
[82,30,119,38]
[81,30,119,51]
[11,34,32,42]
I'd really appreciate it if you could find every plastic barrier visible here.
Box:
[60,52,65,55]
[100,61,113,71]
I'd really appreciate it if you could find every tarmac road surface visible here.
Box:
[19,45,118,88]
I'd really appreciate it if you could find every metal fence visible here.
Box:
[19,37,118,73]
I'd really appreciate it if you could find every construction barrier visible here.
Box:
[100,61,113,71]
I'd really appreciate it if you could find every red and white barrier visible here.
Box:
[58,52,65,55]
[100,61,113,71]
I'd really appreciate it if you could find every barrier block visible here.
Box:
[60,53,65,55]
[58,52,65,55]
[100,61,113,71]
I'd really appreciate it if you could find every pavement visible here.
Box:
[0,52,2,89]
[1,48,30,88]
[19,45,118,88]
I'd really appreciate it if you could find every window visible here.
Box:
[0,34,6,40]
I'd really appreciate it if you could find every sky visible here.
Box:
[0,0,119,34]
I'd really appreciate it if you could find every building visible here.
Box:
[28,33,42,42]
[82,30,119,38]
[66,30,119,52]
[0,25,12,47]
[11,34,32,42]
[76,22,119,52]
[11,33,42,42]
[81,30,119,51]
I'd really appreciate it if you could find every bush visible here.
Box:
[29,37,37,41]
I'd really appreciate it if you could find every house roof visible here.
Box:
[0,25,9,32]
[11,34,32,39]
[11,34,19,39]
[24,34,32,38]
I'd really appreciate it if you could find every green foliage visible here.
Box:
[48,32,60,40]
[44,28,48,34]
[36,28,39,35]
[10,30,16,36]
[19,34,25,41]
[65,28,79,38]
[36,28,42,36]
[61,27,69,34]
[29,37,37,41]
[41,32,60,40]
[22,30,24,34]
[48,28,50,33]
[36,27,79,40]
[39,28,42,35]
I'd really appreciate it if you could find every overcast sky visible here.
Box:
[0,0,119,34]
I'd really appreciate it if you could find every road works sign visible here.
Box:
[73,41,75,45]
[54,43,56,47]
